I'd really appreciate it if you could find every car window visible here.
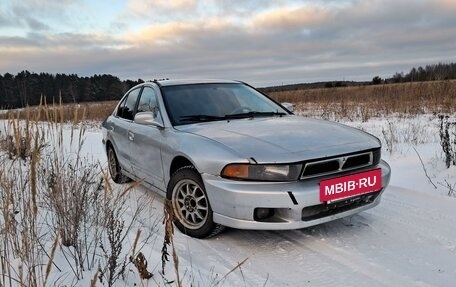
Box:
[137,87,159,115]
[117,88,141,120]
[162,83,287,125]
[233,86,275,111]
[116,97,127,117]
[136,86,163,124]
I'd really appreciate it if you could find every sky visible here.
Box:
[1,0,456,86]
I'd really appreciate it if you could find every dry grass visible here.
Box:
[0,100,117,123]
[268,80,456,120]
[0,105,156,286]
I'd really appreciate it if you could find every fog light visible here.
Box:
[254,208,274,221]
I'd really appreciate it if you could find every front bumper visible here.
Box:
[203,160,391,230]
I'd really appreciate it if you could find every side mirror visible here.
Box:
[281,102,294,112]
[134,112,164,128]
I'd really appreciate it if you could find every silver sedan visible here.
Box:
[102,79,391,238]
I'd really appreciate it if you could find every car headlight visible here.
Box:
[221,163,302,181]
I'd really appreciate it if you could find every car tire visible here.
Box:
[107,145,131,184]
[167,166,224,238]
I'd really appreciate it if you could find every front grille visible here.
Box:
[344,153,371,169]
[304,160,340,177]
[301,148,380,179]
[301,192,380,221]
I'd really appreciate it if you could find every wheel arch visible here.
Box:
[105,139,120,160]
[170,156,196,177]
[105,139,114,152]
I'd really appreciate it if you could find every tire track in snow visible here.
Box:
[177,232,271,286]
[222,230,342,286]
[281,230,432,287]
[370,186,456,252]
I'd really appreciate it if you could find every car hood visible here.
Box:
[175,116,380,163]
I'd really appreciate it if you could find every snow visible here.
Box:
[1,114,456,286]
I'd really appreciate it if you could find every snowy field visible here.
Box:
[1,113,455,286]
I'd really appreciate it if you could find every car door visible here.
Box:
[110,87,142,174]
[128,86,166,190]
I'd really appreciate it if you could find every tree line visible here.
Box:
[0,71,143,109]
[375,62,456,84]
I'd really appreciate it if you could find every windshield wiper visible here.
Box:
[180,114,227,123]
[225,111,287,119]
[180,111,287,123]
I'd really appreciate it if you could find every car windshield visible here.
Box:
[161,83,289,125]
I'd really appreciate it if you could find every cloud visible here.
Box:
[125,18,234,45]
[250,6,330,32]
[120,0,456,84]
[12,0,78,11]
[1,0,456,86]
[50,33,125,48]
[0,10,13,26]
[1,0,82,32]
[213,0,290,18]
[435,0,456,9]
[0,36,42,49]
[125,0,196,17]
[24,17,50,31]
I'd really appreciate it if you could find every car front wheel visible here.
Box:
[167,166,224,238]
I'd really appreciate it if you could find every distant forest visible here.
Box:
[1,62,456,109]
[388,62,456,83]
[0,71,143,109]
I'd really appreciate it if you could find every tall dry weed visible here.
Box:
[0,108,47,286]
[438,114,456,168]
[0,103,157,286]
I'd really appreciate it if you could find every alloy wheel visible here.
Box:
[172,179,209,229]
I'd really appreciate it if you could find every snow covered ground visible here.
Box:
[1,114,455,286]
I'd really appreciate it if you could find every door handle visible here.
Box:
[128,131,134,141]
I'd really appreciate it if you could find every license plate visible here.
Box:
[319,169,382,202]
